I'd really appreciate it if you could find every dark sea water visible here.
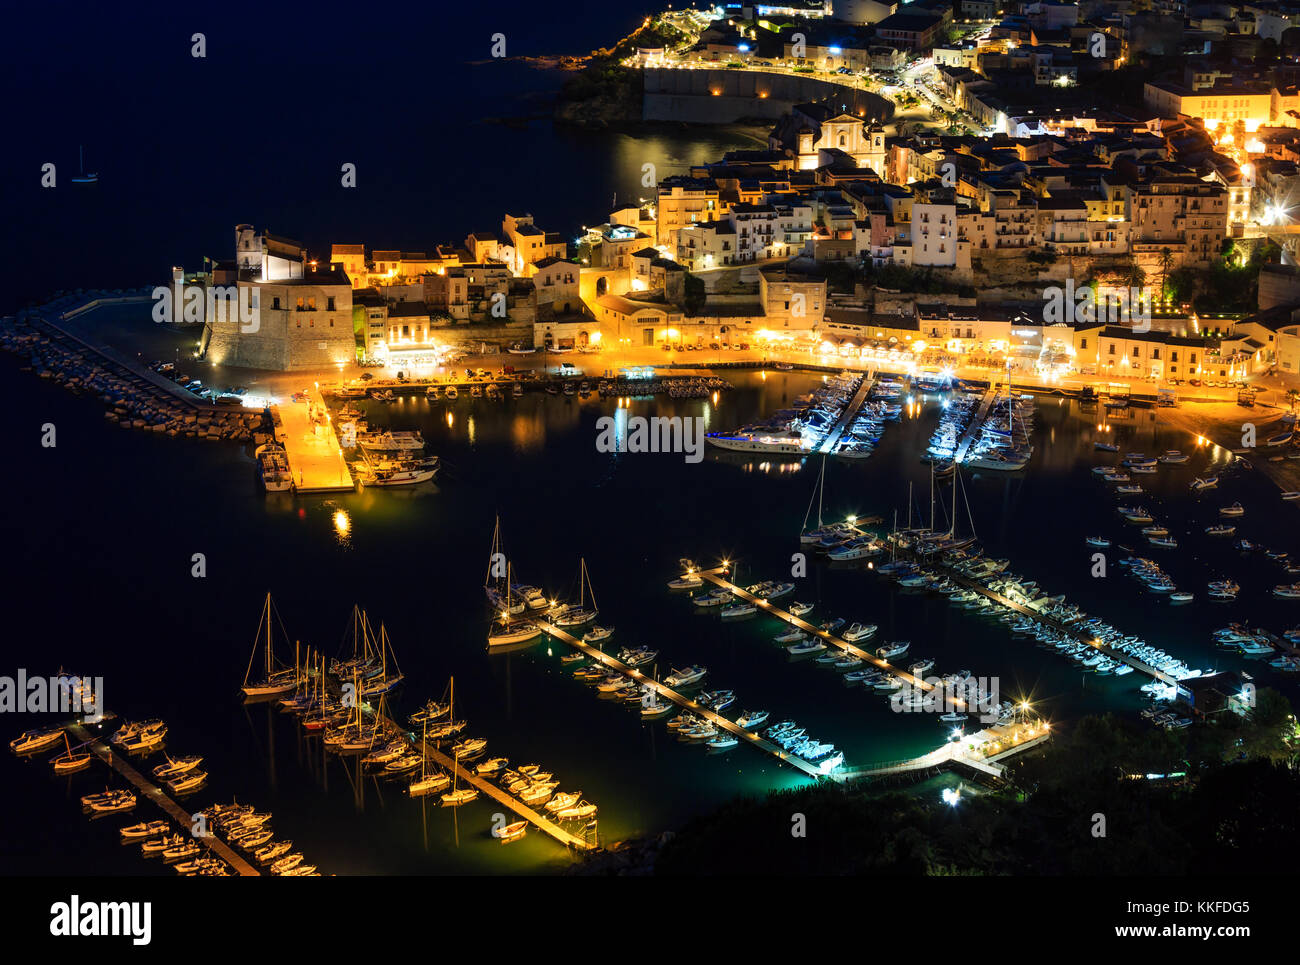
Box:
[3,357,1300,875]
[0,1,758,311]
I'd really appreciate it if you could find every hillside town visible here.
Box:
[169,1,1300,395]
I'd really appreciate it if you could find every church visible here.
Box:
[769,101,887,176]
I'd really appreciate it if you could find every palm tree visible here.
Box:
[1158,247,1174,301]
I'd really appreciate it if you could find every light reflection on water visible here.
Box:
[6,364,1300,874]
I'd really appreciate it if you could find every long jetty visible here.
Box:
[850,527,1180,685]
[384,713,598,852]
[533,616,836,781]
[68,722,260,876]
[538,569,1031,784]
[817,371,876,454]
[954,383,999,463]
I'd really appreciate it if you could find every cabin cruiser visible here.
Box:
[664,665,707,688]
[773,627,807,644]
[909,658,935,675]
[736,709,769,729]
[1219,502,1245,517]
[876,641,909,660]
[358,430,425,452]
[842,622,877,642]
[508,585,547,610]
[618,645,658,667]
[582,626,614,644]
[787,639,827,656]
[720,601,757,620]
[691,588,732,608]
[667,571,703,590]
[788,601,813,616]
[1158,450,1188,464]
[9,728,64,754]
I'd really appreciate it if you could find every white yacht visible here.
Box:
[705,427,810,454]
[876,641,909,660]
[664,665,707,688]
[358,430,425,452]
[842,622,877,642]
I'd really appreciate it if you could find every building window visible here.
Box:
[272,297,281,310]
[327,296,335,311]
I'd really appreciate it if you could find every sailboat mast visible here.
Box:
[818,456,824,527]
[929,462,935,531]
[265,594,273,677]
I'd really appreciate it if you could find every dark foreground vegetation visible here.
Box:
[651,693,1299,875]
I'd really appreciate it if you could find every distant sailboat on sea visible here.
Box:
[71,146,98,185]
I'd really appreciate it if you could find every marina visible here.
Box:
[66,722,261,877]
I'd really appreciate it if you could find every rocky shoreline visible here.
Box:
[2,299,270,445]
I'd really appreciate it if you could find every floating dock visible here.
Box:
[67,722,260,876]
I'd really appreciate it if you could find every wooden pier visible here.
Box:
[67,723,260,876]
[384,714,598,852]
[539,572,1026,784]
[533,617,836,781]
[954,384,999,463]
[843,524,1181,685]
[698,568,939,694]
[817,371,876,454]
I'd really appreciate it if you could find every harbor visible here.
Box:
[7,361,1300,876]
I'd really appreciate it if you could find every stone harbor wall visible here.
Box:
[643,67,893,124]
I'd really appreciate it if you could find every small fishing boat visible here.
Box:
[120,820,169,840]
[1085,536,1110,547]
[1219,502,1245,517]
[788,601,814,616]
[493,820,528,843]
[167,770,208,794]
[153,755,203,781]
